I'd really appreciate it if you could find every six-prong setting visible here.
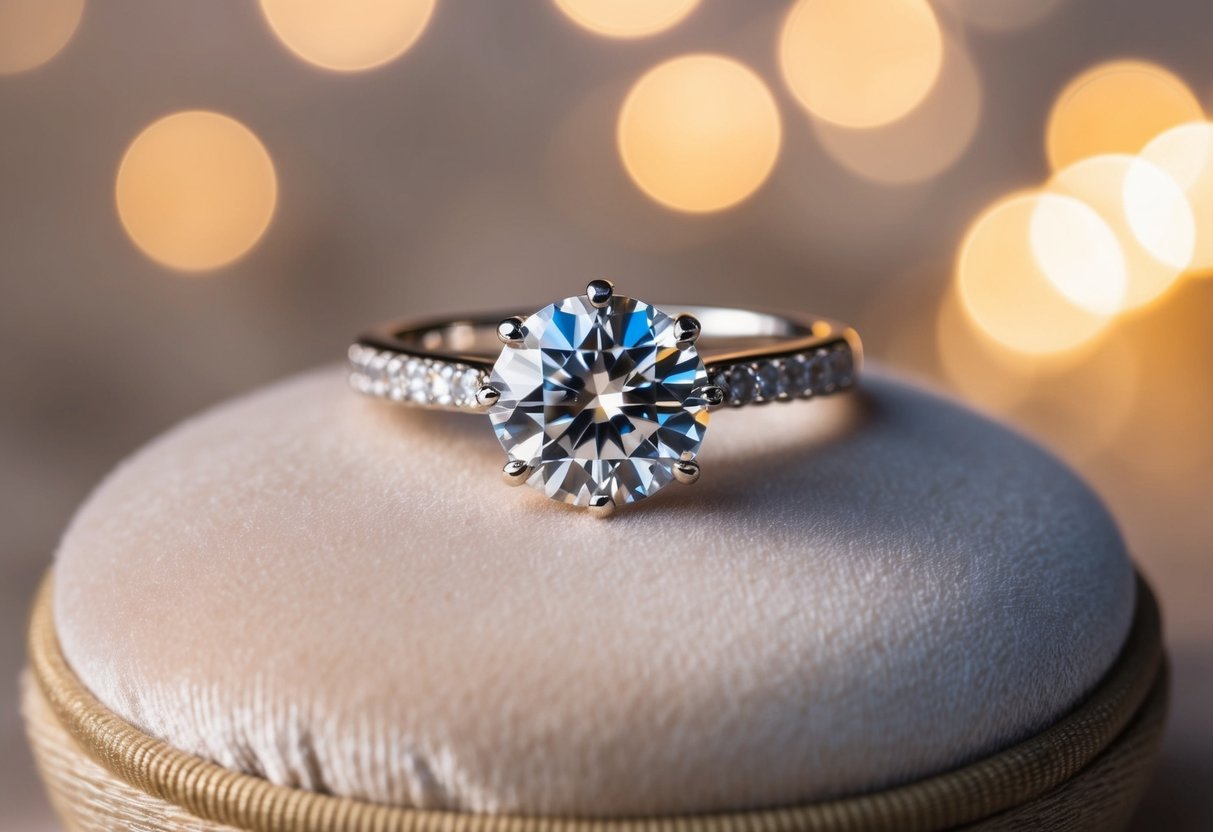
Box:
[350,283,860,516]
[488,285,710,516]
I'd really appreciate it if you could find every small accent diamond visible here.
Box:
[755,362,782,401]
[430,363,454,406]
[725,364,757,405]
[386,356,407,401]
[454,367,482,407]
[784,354,812,397]
[406,358,430,404]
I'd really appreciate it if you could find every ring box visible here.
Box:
[23,368,1167,831]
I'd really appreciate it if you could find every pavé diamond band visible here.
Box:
[350,281,861,515]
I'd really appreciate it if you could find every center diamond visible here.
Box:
[489,293,710,508]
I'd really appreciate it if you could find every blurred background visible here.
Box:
[2,0,1211,828]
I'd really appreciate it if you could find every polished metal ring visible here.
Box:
[349,281,861,515]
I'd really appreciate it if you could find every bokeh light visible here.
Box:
[957,192,1120,355]
[779,0,943,129]
[116,111,278,273]
[553,0,699,39]
[259,0,434,72]
[545,83,712,251]
[1046,60,1202,171]
[1029,186,1127,315]
[1141,121,1213,274]
[1045,154,1194,311]
[0,0,85,74]
[937,0,1064,33]
[617,54,781,213]
[808,34,980,185]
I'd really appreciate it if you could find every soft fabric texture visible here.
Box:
[52,368,1136,817]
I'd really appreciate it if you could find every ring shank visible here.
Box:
[350,305,861,412]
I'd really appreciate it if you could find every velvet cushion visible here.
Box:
[51,368,1135,816]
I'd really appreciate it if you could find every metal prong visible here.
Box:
[587,494,616,518]
[698,385,726,407]
[673,459,700,485]
[586,279,614,308]
[502,460,531,486]
[497,317,526,346]
[674,314,701,346]
[475,384,501,407]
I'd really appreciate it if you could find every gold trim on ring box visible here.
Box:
[28,572,1162,832]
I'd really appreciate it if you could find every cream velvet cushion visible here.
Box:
[52,368,1136,817]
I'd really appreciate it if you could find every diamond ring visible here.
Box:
[349,281,861,516]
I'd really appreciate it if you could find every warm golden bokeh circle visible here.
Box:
[0,0,85,74]
[116,111,278,273]
[544,83,713,251]
[617,54,781,213]
[1045,154,1194,311]
[1046,60,1203,171]
[1028,185,1128,315]
[259,0,434,72]
[1141,121,1213,275]
[957,192,1120,355]
[779,0,943,129]
[809,34,980,185]
[552,0,699,38]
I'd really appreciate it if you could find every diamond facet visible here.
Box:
[489,293,710,508]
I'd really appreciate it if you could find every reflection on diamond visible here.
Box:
[489,294,709,507]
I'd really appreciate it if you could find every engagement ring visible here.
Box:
[349,281,860,515]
